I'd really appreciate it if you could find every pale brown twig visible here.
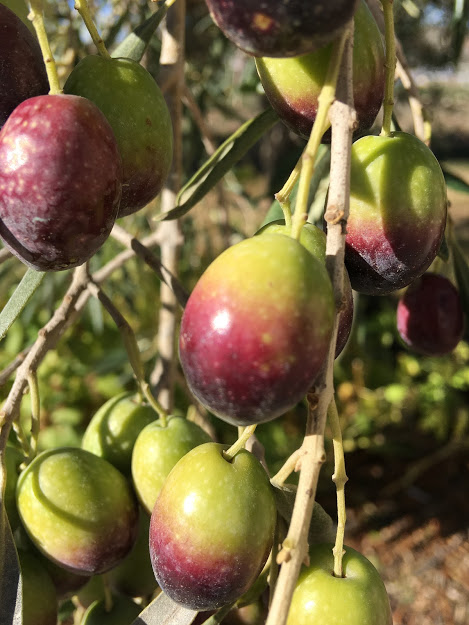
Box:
[111,224,189,307]
[265,23,355,625]
[182,84,217,154]
[86,278,169,423]
[0,346,30,387]
[0,248,12,266]
[150,2,186,411]
[0,265,89,505]
[0,231,165,387]
[328,399,349,578]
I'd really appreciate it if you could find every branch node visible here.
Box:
[325,206,345,225]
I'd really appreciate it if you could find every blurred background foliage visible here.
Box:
[1,0,469,488]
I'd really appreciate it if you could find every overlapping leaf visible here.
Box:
[0,507,22,625]
[0,268,46,342]
[130,591,198,625]
[112,1,168,62]
[449,233,469,341]
[156,108,279,221]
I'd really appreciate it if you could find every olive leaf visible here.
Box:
[130,591,199,625]
[0,506,22,625]
[259,144,331,230]
[437,232,450,262]
[443,168,469,194]
[259,203,286,230]
[155,108,279,222]
[272,483,336,545]
[0,268,46,342]
[449,234,469,341]
[112,1,168,62]
[450,0,469,63]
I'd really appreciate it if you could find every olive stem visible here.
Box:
[110,225,189,309]
[265,21,355,625]
[74,0,111,59]
[12,419,31,465]
[27,371,40,464]
[28,0,62,94]
[149,0,186,412]
[274,162,300,225]
[270,448,302,488]
[328,399,348,578]
[102,574,113,612]
[0,231,165,441]
[290,29,349,241]
[223,425,257,461]
[380,0,396,137]
[280,199,293,229]
[86,279,169,426]
[366,0,429,143]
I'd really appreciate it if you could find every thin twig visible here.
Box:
[74,0,111,59]
[0,228,172,499]
[380,0,396,137]
[182,84,217,154]
[150,1,186,411]
[223,425,257,461]
[0,248,12,265]
[28,0,62,94]
[270,448,303,488]
[86,279,169,424]
[0,265,89,430]
[0,231,165,387]
[382,438,469,497]
[291,29,349,240]
[0,346,30,387]
[0,265,89,503]
[328,399,348,578]
[110,224,188,307]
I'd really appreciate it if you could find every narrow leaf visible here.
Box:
[437,232,449,262]
[450,235,469,335]
[272,484,336,545]
[130,591,199,625]
[156,108,279,221]
[259,203,285,229]
[450,0,469,63]
[259,145,331,229]
[112,2,168,62]
[0,269,46,341]
[443,168,469,194]
[0,507,22,625]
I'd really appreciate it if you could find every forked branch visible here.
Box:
[265,22,355,625]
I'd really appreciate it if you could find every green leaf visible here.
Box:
[0,269,46,342]
[450,0,469,63]
[156,108,279,221]
[443,168,469,194]
[272,484,336,545]
[259,203,285,230]
[259,145,331,230]
[0,506,22,625]
[112,2,169,62]
[450,235,469,327]
[130,592,199,625]
[438,232,450,262]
